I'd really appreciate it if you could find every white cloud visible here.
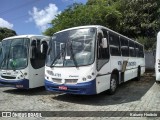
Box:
[29,3,61,31]
[0,18,13,29]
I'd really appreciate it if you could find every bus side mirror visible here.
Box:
[40,44,44,53]
[41,42,48,56]
[102,38,108,48]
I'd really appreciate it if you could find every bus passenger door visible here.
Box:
[96,29,110,94]
[29,39,48,88]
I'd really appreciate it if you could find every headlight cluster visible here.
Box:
[46,70,54,76]
[17,75,24,79]
[82,72,95,81]
[45,74,49,80]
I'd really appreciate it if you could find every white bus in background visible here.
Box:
[155,32,160,82]
[0,42,2,64]
[45,25,145,95]
[0,35,49,89]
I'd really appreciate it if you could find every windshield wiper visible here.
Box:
[68,41,78,68]
[50,44,66,67]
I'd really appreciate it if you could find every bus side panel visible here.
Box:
[28,64,45,88]
[110,56,122,83]
[96,75,111,94]
[124,69,136,82]
[156,32,160,81]
[124,57,137,82]
[96,61,111,94]
[124,57,145,82]
[30,67,44,88]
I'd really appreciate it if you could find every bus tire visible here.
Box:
[156,81,160,84]
[108,74,117,95]
[136,66,141,81]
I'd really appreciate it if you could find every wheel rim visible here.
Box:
[111,78,116,91]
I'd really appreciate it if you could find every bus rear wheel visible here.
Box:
[156,81,160,84]
[136,66,141,81]
[108,74,117,95]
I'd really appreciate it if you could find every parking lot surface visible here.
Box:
[0,71,160,120]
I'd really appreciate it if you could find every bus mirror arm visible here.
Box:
[102,38,108,48]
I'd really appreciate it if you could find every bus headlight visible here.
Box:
[87,75,92,79]
[45,74,49,80]
[82,77,86,81]
[92,72,95,76]
[24,72,27,76]
[46,70,54,76]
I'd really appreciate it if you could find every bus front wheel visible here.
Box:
[108,74,117,95]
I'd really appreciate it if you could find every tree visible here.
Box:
[43,0,160,50]
[44,2,121,36]
[117,0,160,50]
[0,27,17,41]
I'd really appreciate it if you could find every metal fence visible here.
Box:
[145,51,155,70]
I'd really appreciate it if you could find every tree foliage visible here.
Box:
[0,28,17,41]
[117,0,160,50]
[44,2,121,36]
[43,0,160,50]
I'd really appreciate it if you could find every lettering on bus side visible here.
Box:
[118,61,136,66]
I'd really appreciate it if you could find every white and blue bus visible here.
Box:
[0,42,2,64]
[155,31,160,82]
[0,35,49,89]
[45,25,145,95]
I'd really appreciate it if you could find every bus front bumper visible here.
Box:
[0,79,29,89]
[45,79,97,95]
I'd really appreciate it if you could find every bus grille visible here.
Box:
[65,79,78,84]
[52,78,62,84]
[1,75,16,79]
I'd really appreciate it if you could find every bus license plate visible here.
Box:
[59,86,67,90]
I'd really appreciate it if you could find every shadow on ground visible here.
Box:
[53,72,155,106]
[2,86,59,96]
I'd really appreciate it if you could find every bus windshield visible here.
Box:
[0,38,29,70]
[46,28,96,67]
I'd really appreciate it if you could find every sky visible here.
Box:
[0,0,87,35]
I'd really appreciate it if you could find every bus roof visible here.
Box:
[53,25,143,46]
[2,35,50,41]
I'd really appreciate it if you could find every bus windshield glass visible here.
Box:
[46,28,96,67]
[0,38,29,70]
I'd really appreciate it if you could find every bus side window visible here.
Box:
[135,43,139,57]
[35,39,41,59]
[120,38,129,57]
[129,41,136,57]
[41,41,48,59]
[139,45,144,58]
[30,39,47,69]
[97,32,109,59]
[31,40,36,59]
[135,43,144,58]
[109,32,121,56]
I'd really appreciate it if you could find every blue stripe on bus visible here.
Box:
[0,79,29,89]
[45,79,97,95]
